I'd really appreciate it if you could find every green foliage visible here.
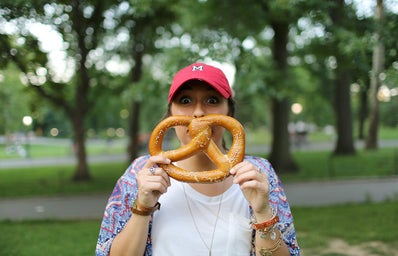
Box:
[380,96,398,127]
[0,66,31,133]
[0,0,398,156]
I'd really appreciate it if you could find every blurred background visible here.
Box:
[0,0,397,255]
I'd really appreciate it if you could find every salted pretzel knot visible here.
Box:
[148,114,245,183]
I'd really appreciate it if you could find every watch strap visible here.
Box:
[131,200,161,216]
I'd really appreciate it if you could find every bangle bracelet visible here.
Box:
[258,235,283,256]
[131,200,161,216]
[251,209,279,230]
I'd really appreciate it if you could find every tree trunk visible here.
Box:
[333,68,356,155]
[268,21,299,173]
[128,101,141,163]
[269,98,299,172]
[328,0,356,156]
[358,86,368,140]
[127,40,144,162]
[72,111,90,181]
[70,0,91,181]
[366,0,384,150]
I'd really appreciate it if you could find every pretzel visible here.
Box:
[148,114,245,183]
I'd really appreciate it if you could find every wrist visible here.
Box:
[251,208,278,230]
[253,206,273,223]
[131,200,161,216]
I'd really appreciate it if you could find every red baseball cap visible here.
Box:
[168,62,232,102]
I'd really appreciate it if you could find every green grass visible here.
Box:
[294,201,398,255]
[0,201,397,256]
[0,147,397,198]
[280,147,398,182]
[0,162,128,198]
[0,219,100,256]
[0,139,126,159]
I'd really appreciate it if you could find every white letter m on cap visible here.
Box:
[191,65,204,71]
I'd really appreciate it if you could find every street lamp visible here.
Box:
[22,115,33,158]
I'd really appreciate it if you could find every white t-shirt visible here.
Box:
[152,178,252,256]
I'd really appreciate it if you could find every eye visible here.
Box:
[178,96,192,104]
[206,96,220,104]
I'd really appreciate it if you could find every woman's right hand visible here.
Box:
[136,155,171,208]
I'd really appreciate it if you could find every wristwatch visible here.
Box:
[131,200,161,216]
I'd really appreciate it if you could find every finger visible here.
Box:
[143,155,171,169]
[149,166,156,175]
[147,167,171,186]
[238,179,262,190]
[145,176,170,194]
[232,163,259,183]
[158,168,171,186]
[230,161,246,175]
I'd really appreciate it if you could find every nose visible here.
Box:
[193,103,205,118]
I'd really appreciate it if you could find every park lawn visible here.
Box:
[0,162,128,198]
[0,201,397,256]
[294,201,398,255]
[0,140,126,159]
[0,147,397,198]
[0,219,100,256]
[281,147,398,182]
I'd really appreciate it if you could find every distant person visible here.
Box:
[96,62,300,256]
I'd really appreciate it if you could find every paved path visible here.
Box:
[283,176,398,206]
[1,176,397,220]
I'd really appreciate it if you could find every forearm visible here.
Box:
[109,214,151,256]
[253,210,290,256]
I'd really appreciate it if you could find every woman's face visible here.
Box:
[170,80,229,146]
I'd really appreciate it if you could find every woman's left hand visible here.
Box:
[230,161,272,217]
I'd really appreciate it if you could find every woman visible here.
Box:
[96,62,300,256]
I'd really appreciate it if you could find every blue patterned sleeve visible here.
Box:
[95,155,150,256]
[246,156,301,256]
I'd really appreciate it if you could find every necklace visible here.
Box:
[182,184,224,256]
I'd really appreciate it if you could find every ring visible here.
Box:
[149,167,155,175]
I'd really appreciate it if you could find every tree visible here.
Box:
[1,0,125,181]
[366,0,385,150]
[266,6,300,172]
[326,0,357,155]
[122,0,178,162]
[300,1,361,155]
